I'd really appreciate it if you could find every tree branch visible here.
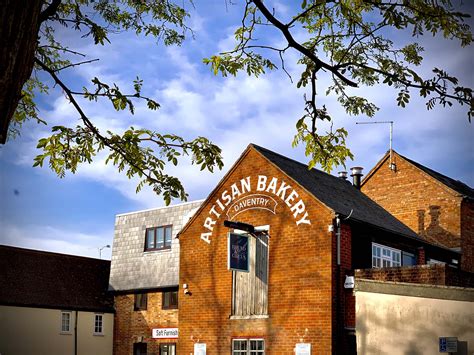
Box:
[55,58,99,72]
[252,0,358,87]
[39,0,62,23]
[34,57,163,186]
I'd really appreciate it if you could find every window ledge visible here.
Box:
[60,332,72,335]
[93,333,105,337]
[229,314,269,320]
[143,249,172,255]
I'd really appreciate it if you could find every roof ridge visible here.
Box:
[0,244,110,262]
[252,144,420,239]
[250,143,336,179]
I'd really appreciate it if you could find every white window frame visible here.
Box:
[232,338,265,355]
[93,313,104,335]
[60,311,72,334]
[372,243,401,268]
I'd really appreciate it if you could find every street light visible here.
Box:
[98,244,110,259]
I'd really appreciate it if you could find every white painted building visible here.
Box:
[0,245,114,355]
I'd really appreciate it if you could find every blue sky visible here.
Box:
[1,1,473,260]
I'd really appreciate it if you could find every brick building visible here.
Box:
[109,201,202,355]
[177,144,461,354]
[0,245,114,355]
[361,150,474,272]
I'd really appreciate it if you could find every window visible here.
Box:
[232,232,269,317]
[232,339,265,355]
[372,243,401,268]
[61,311,71,333]
[135,293,148,311]
[160,343,176,355]
[94,314,103,335]
[134,342,147,355]
[145,226,172,251]
[402,251,416,266]
[162,290,178,309]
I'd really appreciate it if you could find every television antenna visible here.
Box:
[356,121,396,171]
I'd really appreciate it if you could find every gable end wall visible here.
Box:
[361,153,462,250]
[178,147,336,354]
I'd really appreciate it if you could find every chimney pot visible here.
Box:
[350,167,364,189]
[338,171,348,180]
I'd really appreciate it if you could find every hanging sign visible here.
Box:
[228,233,249,272]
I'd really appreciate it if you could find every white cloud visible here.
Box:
[1,223,113,260]
[2,1,473,259]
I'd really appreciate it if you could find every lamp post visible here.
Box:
[99,244,110,259]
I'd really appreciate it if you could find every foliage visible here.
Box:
[206,0,473,171]
[11,0,223,204]
[8,0,473,202]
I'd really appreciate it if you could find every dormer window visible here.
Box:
[145,225,172,251]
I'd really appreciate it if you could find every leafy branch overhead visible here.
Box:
[2,1,472,203]
[5,0,223,204]
[205,0,473,171]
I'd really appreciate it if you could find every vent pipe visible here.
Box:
[338,171,348,180]
[350,167,364,189]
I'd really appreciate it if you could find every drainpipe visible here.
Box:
[335,215,341,354]
[74,310,78,355]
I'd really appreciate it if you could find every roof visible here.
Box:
[0,245,114,312]
[399,153,474,199]
[252,144,419,239]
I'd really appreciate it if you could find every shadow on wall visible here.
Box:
[113,293,178,355]
[356,296,473,355]
[417,206,459,248]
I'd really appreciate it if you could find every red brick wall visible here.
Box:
[355,264,474,288]
[336,223,356,354]
[178,147,336,354]
[461,200,474,272]
[416,247,426,265]
[113,292,178,355]
[361,153,462,250]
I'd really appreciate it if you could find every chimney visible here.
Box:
[338,171,348,180]
[350,167,364,189]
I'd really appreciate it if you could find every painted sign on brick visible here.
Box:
[201,175,311,244]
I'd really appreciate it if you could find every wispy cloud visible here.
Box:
[1,2,472,258]
[1,223,113,260]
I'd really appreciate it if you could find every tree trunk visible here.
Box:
[0,0,43,144]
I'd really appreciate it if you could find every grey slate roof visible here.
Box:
[109,200,203,292]
[252,144,419,238]
[399,153,474,199]
[0,245,113,312]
